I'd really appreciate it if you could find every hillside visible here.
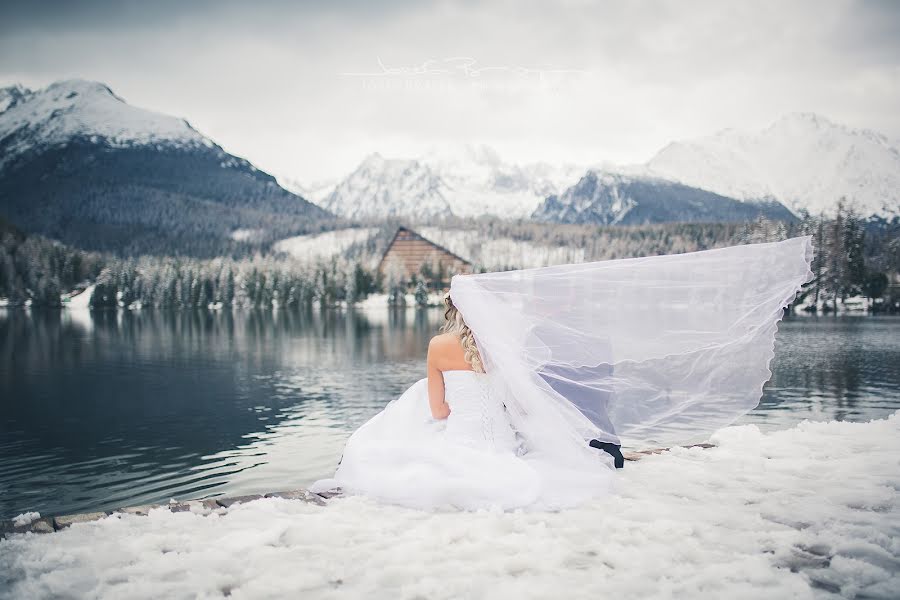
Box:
[295,114,900,222]
[647,113,900,218]
[532,170,795,225]
[310,145,585,221]
[0,80,331,256]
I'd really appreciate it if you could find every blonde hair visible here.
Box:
[441,293,485,373]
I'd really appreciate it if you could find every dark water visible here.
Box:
[1,308,898,520]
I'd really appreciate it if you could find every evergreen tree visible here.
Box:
[414,280,429,307]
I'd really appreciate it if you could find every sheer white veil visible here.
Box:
[450,236,814,465]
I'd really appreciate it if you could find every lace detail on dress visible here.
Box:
[443,370,518,453]
[478,377,494,445]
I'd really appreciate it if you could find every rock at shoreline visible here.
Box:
[116,504,162,517]
[265,489,327,506]
[169,499,221,514]
[1,516,57,538]
[54,512,108,529]
[3,488,329,537]
[215,494,265,509]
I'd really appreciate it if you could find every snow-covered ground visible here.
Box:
[271,225,585,271]
[272,228,378,263]
[419,227,586,269]
[3,413,898,599]
[356,292,446,311]
[794,295,874,314]
[62,284,94,309]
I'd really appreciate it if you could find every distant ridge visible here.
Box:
[0,79,331,256]
[310,145,585,221]
[532,170,796,225]
[294,113,900,222]
[646,112,900,218]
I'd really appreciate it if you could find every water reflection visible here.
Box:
[0,308,898,519]
[0,307,442,519]
[741,316,900,428]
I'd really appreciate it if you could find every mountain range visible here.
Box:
[532,170,795,225]
[0,79,328,256]
[2,78,897,257]
[305,114,899,224]
[646,112,900,219]
[312,145,586,221]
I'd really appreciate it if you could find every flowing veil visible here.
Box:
[449,236,814,468]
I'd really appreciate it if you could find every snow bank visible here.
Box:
[10,512,39,528]
[356,293,390,310]
[273,228,377,263]
[2,413,898,599]
[63,284,94,310]
[419,227,586,269]
[356,292,446,310]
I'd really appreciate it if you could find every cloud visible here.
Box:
[1,0,898,181]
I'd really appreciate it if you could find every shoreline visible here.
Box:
[1,489,328,539]
[0,444,714,536]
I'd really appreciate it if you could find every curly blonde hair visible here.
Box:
[441,293,485,373]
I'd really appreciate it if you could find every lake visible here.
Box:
[1,308,898,520]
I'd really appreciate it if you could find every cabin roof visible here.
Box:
[377,226,472,273]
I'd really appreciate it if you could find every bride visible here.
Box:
[311,236,814,511]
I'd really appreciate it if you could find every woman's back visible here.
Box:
[442,370,519,453]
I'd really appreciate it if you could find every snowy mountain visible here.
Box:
[0,79,328,256]
[646,113,900,218]
[321,153,452,220]
[532,170,796,225]
[311,145,586,221]
[420,144,586,218]
[0,79,210,170]
[278,175,338,205]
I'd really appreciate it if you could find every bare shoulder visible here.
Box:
[428,332,459,353]
[427,333,465,363]
[427,332,473,371]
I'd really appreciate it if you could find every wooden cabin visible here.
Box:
[378,227,472,285]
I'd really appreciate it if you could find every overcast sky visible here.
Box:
[1,0,898,182]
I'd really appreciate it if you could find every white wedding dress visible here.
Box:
[313,237,814,511]
[310,370,615,510]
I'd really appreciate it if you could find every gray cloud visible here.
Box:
[1,0,898,181]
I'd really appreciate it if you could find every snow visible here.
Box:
[356,292,445,311]
[229,228,264,242]
[277,175,340,204]
[292,116,900,221]
[273,228,378,263]
[420,144,587,219]
[794,295,874,314]
[356,293,391,310]
[0,80,209,170]
[0,84,28,114]
[646,113,900,218]
[419,227,586,269]
[322,153,452,220]
[63,284,95,310]
[3,412,897,599]
[311,145,587,221]
[11,512,40,527]
[272,225,585,270]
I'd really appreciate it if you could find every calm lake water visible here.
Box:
[1,308,898,520]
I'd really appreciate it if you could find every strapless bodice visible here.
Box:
[442,370,519,452]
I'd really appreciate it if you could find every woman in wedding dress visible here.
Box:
[311,294,613,510]
[312,236,814,511]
